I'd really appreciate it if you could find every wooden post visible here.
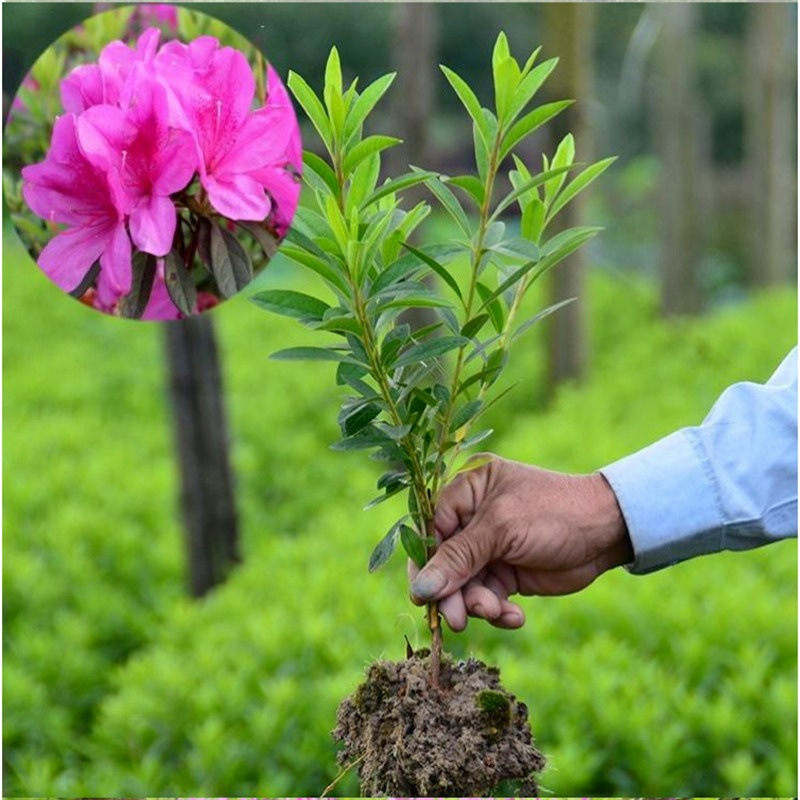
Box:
[164,316,240,598]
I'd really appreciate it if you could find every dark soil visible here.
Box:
[334,650,546,796]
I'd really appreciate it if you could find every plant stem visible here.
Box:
[424,509,442,688]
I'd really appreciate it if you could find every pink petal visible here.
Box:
[60,64,111,113]
[130,194,176,256]
[152,129,197,195]
[75,104,131,171]
[204,173,271,221]
[99,221,132,295]
[267,65,303,170]
[214,105,294,175]
[142,262,183,320]
[38,223,110,292]
[256,166,301,236]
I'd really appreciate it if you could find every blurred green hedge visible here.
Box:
[3,226,796,795]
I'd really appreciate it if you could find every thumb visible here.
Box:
[409,518,497,602]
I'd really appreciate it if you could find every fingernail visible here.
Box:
[410,567,447,600]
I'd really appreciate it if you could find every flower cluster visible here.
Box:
[22,24,301,319]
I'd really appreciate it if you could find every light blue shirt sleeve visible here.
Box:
[600,347,798,574]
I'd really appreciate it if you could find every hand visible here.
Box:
[408,455,633,631]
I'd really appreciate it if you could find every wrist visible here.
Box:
[583,472,634,568]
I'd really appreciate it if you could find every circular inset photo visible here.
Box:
[4,4,302,320]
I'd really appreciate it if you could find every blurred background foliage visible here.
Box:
[3,2,797,797]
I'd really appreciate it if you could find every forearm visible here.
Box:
[601,348,798,574]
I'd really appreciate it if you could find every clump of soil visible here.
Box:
[334,650,545,796]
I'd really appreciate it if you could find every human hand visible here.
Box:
[408,455,633,631]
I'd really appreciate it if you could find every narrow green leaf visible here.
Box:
[440,64,489,144]
[451,399,483,431]
[507,57,559,122]
[494,56,520,123]
[489,238,540,262]
[400,525,427,569]
[324,46,343,94]
[460,428,494,449]
[460,314,490,340]
[547,156,617,221]
[364,483,406,510]
[288,71,334,153]
[490,164,576,221]
[324,194,350,253]
[492,31,511,74]
[278,245,349,295]
[378,293,456,312]
[393,335,467,369]
[478,259,538,310]
[331,424,391,451]
[421,172,471,237]
[303,151,339,197]
[237,220,280,260]
[360,170,439,210]
[446,175,486,207]
[271,347,357,363]
[342,402,381,436]
[512,297,576,341]
[521,197,546,243]
[476,282,505,332]
[343,135,402,177]
[251,289,330,321]
[368,518,406,572]
[347,152,381,213]
[401,242,463,302]
[545,133,576,204]
[164,249,197,316]
[499,100,573,162]
[345,72,397,142]
[209,222,252,298]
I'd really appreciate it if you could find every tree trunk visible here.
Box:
[543,3,593,390]
[390,3,440,333]
[164,316,240,598]
[655,3,703,317]
[746,2,796,287]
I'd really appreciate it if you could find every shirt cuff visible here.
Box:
[600,429,725,574]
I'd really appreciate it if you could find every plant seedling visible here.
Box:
[253,31,615,796]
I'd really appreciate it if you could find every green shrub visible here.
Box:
[4,223,796,795]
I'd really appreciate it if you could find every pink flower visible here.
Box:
[76,78,196,255]
[158,37,296,221]
[135,4,178,31]
[21,114,132,301]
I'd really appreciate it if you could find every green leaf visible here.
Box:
[343,135,402,177]
[324,194,350,253]
[476,281,506,332]
[507,57,559,122]
[347,153,381,213]
[521,197,546,243]
[209,222,253,298]
[251,289,330,321]
[400,524,427,569]
[478,259,538,310]
[330,425,391,451]
[452,399,483,431]
[440,64,489,144]
[499,100,573,162]
[314,316,362,335]
[401,242,463,302]
[377,293,456,312]
[278,245,349,295]
[363,483,406,510]
[491,164,576,221]
[345,72,397,142]
[324,46,343,94]
[371,243,460,296]
[546,156,617,221]
[164,249,197,316]
[342,402,381,436]
[493,56,520,123]
[545,133,576,205]
[270,347,358,363]
[360,170,439,210]
[491,31,511,74]
[302,151,339,197]
[461,314,490,340]
[119,251,156,319]
[421,172,471,237]
[446,175,486,207]
[460,428,494,449]
[489,238,540,262]
[512,297,576,341]
[288,71,334,153]
[369,516,408,572]
[393,335,467,369]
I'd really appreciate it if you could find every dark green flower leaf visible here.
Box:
[164,249,197,317]
[343,135,402,176]
[451,399,483,431]
[401,242,463,302]
[446,174,486,207]
[342,402,382,437]
[68,260,101,299]
[209,221,253,298]
[461,314,490,340]
[237,220,280,260]
[119,251,157,319]
[270,346,359,363]
[331,424,392,451]
[460,428,494,450]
